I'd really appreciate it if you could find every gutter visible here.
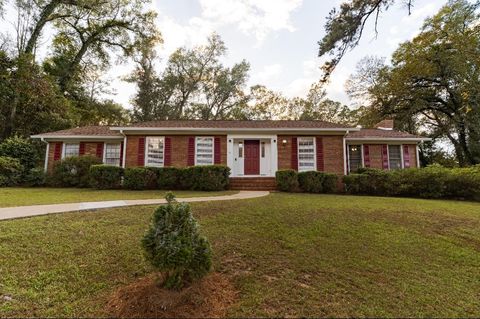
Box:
[39,137,49,172]
[119,129,127,169]
[343,130,349,175]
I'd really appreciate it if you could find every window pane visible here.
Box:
[196,137,214,165]
[105,143,121,166]
[389,145,402,170]
[64,143,79,157]
[298,137,315,172]
[348,145,362,172]
[146,137,164,167]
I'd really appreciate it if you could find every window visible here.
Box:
[388,145,402,169]
[238,141,243,158]
[104,143,121,166]
[298,137,315,172]
[196,137,214,165]
[146,137,164,167]
[63,143,79,158]
[348,145,362,172]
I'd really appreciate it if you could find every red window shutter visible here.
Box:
[214,137,221,164]
[187,137,195,166]
[316,137,324,171]
[363,145,370,168]
[291,137,298,171]
[96,143,104,159]
[381,144,389,169]
[120,142,124,166]
[403,145,410,168]
[164,137,172,167]
[138,137,145,166]
[79,142,86,156]
[53,142,62,161]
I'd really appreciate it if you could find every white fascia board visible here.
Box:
[109,127,360,133]
[345,137,431,142]
[31,135,123,140]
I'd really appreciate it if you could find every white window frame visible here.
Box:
[103,143,122,167]
[388,144,403,170]
[195,136,215,166]
[145,136,165,168]
[297,137,316,172]
[62,142,79,158]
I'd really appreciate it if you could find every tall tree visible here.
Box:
[350,0,480,165]
[130,33,250,120]
[318,0,414,82]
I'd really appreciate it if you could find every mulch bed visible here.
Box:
[105,272,237,318]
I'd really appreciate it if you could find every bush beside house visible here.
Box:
[89,165,124,189]
[0,156,23,186]
[276,170,337,193]
[343,165,480,200]
[50,156,102,187]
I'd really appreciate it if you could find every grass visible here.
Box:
[1,193,480,317]
[0,187,237,207]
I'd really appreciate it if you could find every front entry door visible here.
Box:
[244,140,260,175]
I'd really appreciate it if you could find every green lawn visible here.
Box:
[0,188,237,207]
[1,193,480,317]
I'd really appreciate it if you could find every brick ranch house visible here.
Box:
[31,119,430,190]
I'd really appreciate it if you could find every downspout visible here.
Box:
[343,130,349,175]
[40,137,49,172]
[416,142,421,168]
[120,129,127,168]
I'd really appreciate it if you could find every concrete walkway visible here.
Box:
[0,191,269,221]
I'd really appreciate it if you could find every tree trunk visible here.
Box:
[24,0,61,55]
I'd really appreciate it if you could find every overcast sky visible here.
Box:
[2,0,448,109]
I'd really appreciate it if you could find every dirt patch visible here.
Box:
[105,272,237,318]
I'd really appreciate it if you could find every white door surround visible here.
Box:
[227,134,278,177]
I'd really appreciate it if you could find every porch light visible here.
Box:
[282,139,287,145]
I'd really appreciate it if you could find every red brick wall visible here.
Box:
[125,135,227,168]
[46,142,105,173]
[278,135,345,174]
[363,143,418,169]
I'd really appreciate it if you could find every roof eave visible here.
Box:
[109,127,360,132]
[345,137,432,142]
[31,134,123,139]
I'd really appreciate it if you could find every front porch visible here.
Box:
[227,134,278,177]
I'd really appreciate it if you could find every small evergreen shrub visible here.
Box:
[24,167,46,187]
[142,193,212,289]
[187,165,230,191]
[157,167,181,189]
[123,167,157,190]
[0,156,23,186]
[89,165,124,189]
[50,156,101,187]
[275,169,299,192]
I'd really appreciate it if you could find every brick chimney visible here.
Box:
[374,119,394,130]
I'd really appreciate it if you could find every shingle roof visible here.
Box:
[347,129,425,139]
[35,126,122,137]
[127,120,351,129]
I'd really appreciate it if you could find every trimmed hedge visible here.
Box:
[123,167,158,190]
[0,156,23,186]
[24,167,46,187]
[183,165,230,191]
[157,167,182,189]
[298,171,338,193]
[343,165,480,200]
[50,156,102,187]
[89,165,124,189]
[276,170,338,193]
[275,170,299,192]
